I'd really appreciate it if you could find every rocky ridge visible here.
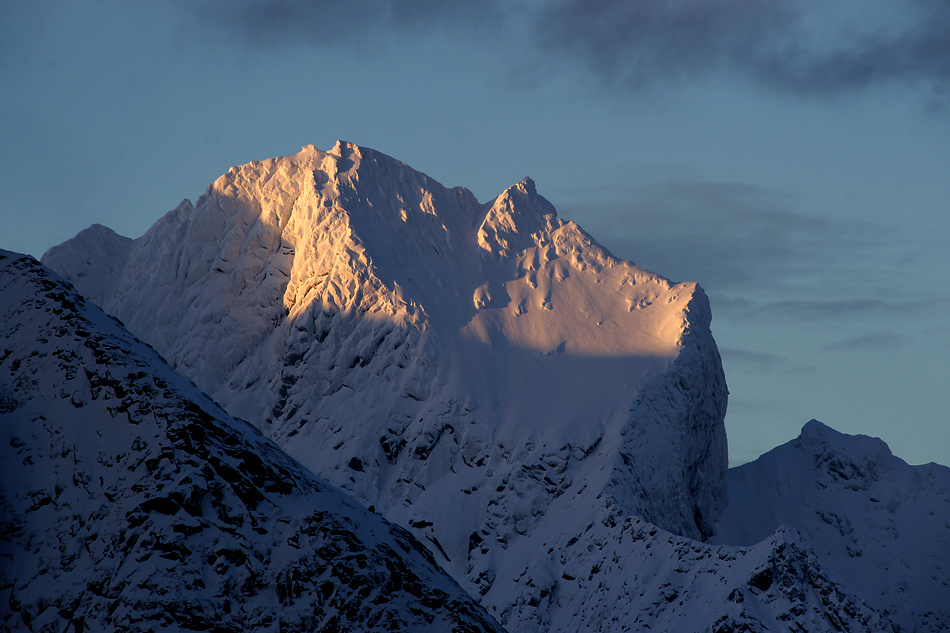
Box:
[0,250,504,633]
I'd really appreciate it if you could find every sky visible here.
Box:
[2,0,948,467]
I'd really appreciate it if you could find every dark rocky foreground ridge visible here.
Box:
[0,250,504,632]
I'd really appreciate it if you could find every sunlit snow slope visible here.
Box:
[44,141,728,629]
[0,250,504,633]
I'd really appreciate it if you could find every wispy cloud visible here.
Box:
[748,299,894,321]
[719,347,787,369]
[713,295,932,329]
[533,0,950,96]
[179,0,501,47]
[179,0,950,97]
[557,179,942,348]
[561,180,890,293]
[821,332,911,353]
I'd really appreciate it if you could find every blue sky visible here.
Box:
[2,0,948,466]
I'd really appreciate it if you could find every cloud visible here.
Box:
[533,0,950,96]
[558,179,943,339]
[177,0,950,97]
[747,298,893,321]
[713,295,933,328]
[821,332,911,353]
[179,0,501,48]
[719,347,787,369]
[561,180,889,292]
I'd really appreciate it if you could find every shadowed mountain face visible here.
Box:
[713,420,950,633]
[0,250,504,633]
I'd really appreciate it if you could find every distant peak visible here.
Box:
[799,420,850,450]
[801,419,833,436]
[85,223,121,235]
[797,419,894,467]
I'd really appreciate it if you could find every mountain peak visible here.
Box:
[715,420,950,632]
[798,418,894,472]
[496,176,551,210]
[43,142,729,631]
[329,138,359,156]
[477,177,557,257]
[512,176,538,195]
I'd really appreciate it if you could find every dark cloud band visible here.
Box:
[183,0,500,46]
[182,0,950,96]
[535,0,950,95]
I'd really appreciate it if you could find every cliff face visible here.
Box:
[43,142,729,629]
[0,250,505,633]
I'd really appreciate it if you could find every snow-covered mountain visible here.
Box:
[39,142,949,632]
[44,142,729,627]
[0,250,504,633]
[713,420,950,632]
